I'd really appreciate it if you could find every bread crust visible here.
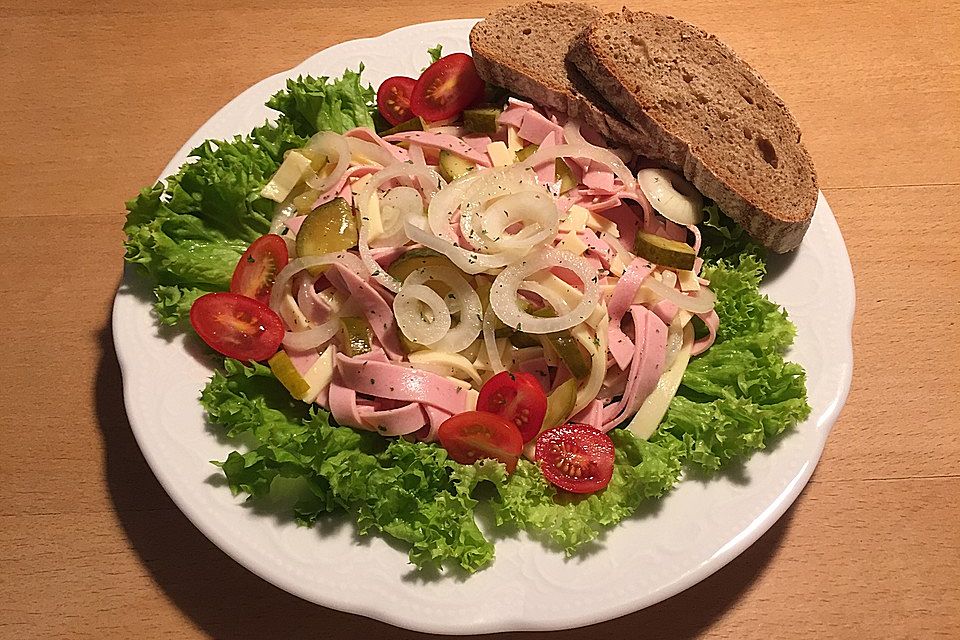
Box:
[472,3,818,253]
[570,9,816,252]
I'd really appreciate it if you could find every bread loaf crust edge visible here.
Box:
[568,16,816,253]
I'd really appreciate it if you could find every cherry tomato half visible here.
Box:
[535,423,615,494]
[377,76,417,126]
[477,371,547,443]
[230,234,289,304]
[189,292,284,362]
[438,411,523,472]
[410,53,486,122]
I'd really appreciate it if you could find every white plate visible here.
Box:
[113,19,855,635]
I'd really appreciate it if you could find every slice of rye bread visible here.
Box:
[469,2,652,151]
[569,8,818,252]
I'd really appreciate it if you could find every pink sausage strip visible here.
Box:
[326,264,402,360]
[311,164,381,210]
[571,398,604,431]
[344,127,409,163]
[601,305,667,431]
[517,109,564,146]
[335,353,470,414]
[384,131,493,167]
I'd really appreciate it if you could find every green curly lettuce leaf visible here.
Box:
[653,254,811,470]
[489,430,682,554]
[697,202,764,263]
[124,70,372,325]
[265,67,376,138]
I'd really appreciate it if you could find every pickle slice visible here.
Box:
[508,332,540,349]
[554,159,577,194]
[515,143,538,162]
[438,149,475,182]
[382,116,426,136]
[387,248,457,282]
[512,307,591,379]
[542,378,579,430]
[268,351,311,399]
[633,231,696,270]
[463,107,501,134]
[295,198,358,263]
[339,317,372,356]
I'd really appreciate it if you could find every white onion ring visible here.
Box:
[471,190,559,254]
[345,136,396,167]
[517,142,637,191]
[375,186,423,248]
[413,166,558,274]
[518,280,571,314]
[269,201,297,235]
[282,320,340,351]
[482,305,505,373]
[269,252,365,312]
[490,249,601,333]
[394,284,451,346]
[357,163,444,292]
[404,267,482,353]
[571,313,608,416]
[642,277,717,314]
[304,132,351,193]
[636,168,704,225]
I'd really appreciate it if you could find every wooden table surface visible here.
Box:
[2,0,958,637]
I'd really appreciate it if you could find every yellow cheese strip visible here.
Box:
[559,204,590,233]
[585,211,620,237]
[486,141,516,167]
[677,269,701,291]
[300,344,337,403]
[261,150,312,202]
[626,322,694,439]
[555,231,589,256]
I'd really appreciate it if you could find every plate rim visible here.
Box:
[113,18,855,634]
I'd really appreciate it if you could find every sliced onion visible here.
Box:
[519,280,571,314]
[304,132,351,193]
[562,120,587,146]
[414,166,558,274]
[376,186,424,248]
[394,284,450,346]
[282,320,340,351]
[404,267,482,353]
[471,190,559,254]
[517,142,637,191]
[570,313,608,416]
[345,136,396,167]
[636,168,704,226]
[641,277,717,314]
[269,252,365,313]
[270,201,298,235]
[490,249,601,333]
[482,305,505,373]
[357,163,444,292]
[662,314,685,371]
[407,351,483,387]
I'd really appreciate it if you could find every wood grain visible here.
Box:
[1,0,957,638]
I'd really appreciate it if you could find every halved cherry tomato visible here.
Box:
[535,423,615,494]
[477,371,547,443]
[410,53,486,122]
[230,234,289,304]
[438,411,523,472]
[189,292,283,362]
[377,76,417,126]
